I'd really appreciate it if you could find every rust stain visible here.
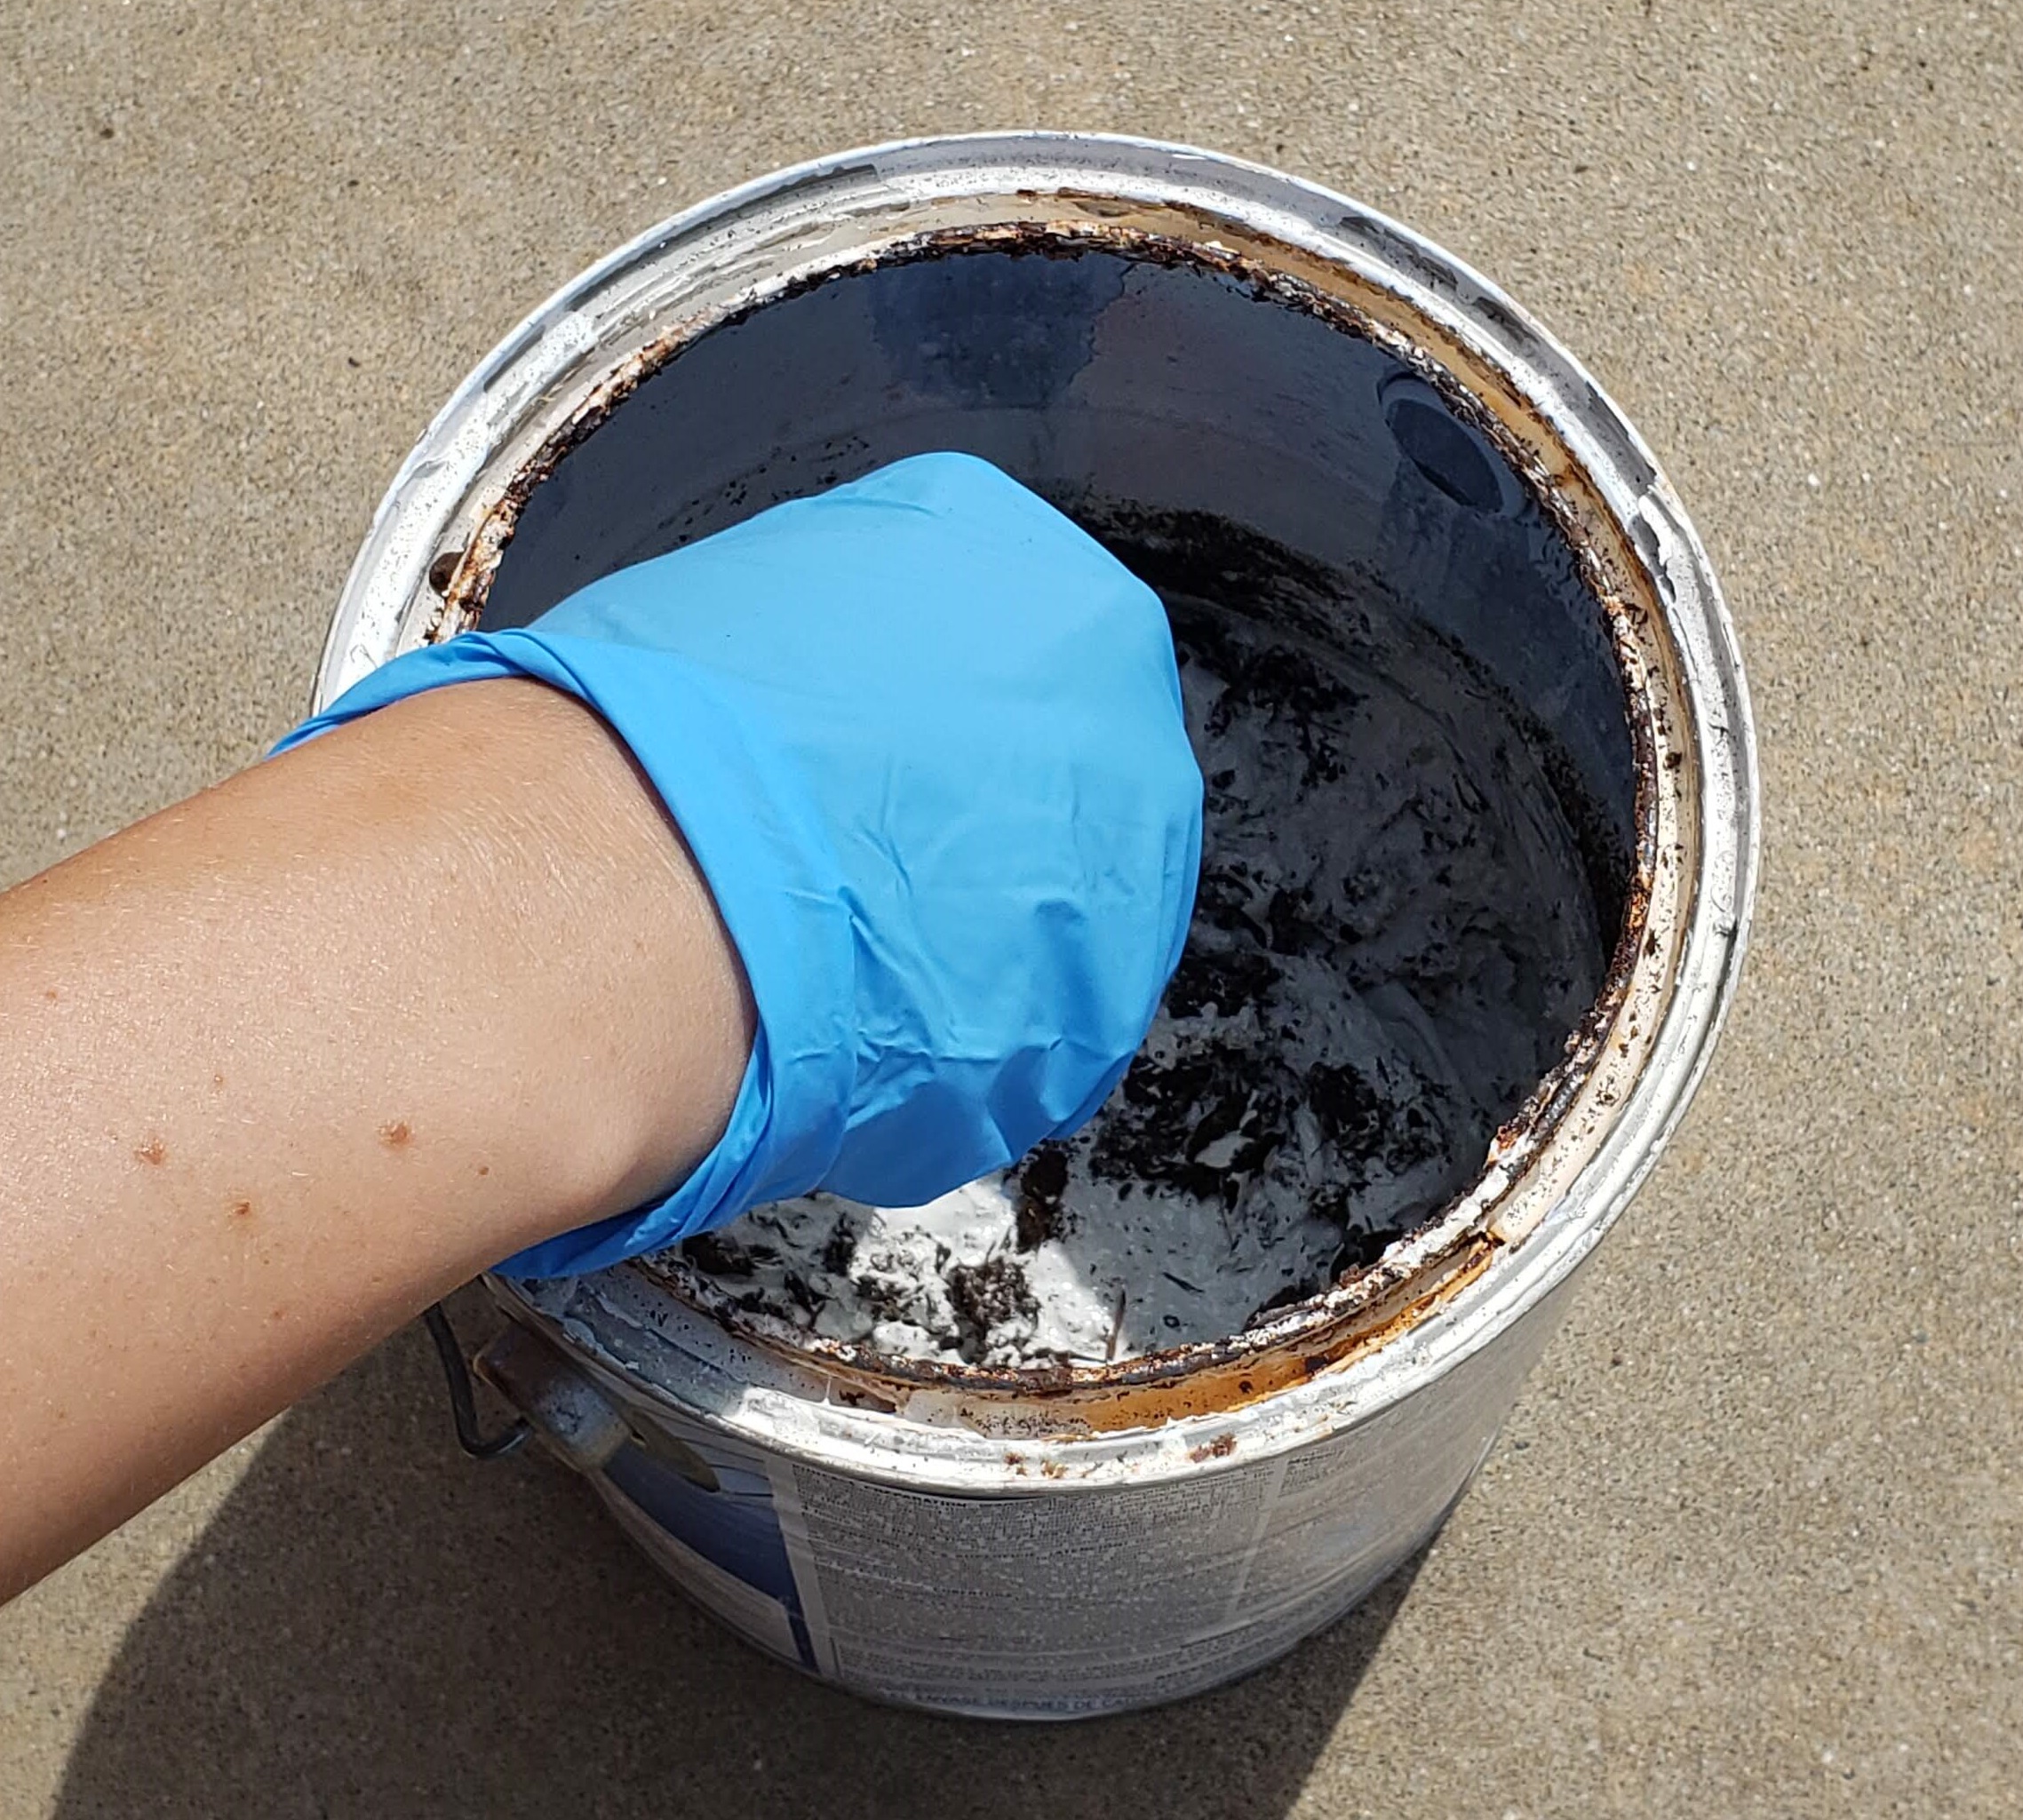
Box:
[1188,1433,1238,1463]
[638,1232,1502,1434]
[426,548,464,596]
[831,1383,898,1414]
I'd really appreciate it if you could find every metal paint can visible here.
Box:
[316,135,1757,1720]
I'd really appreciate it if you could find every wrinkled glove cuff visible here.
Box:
[275,628,853,1275]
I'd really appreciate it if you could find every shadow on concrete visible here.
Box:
[55,1299,1425,1820]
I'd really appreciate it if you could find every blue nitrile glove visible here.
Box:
[279,453,1202,1275]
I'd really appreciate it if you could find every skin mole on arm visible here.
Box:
[378,1119,413,1149]
[133,1136,166,1166]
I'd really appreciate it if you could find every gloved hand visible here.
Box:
[279,452,1202,1275]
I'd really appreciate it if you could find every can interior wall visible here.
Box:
[481,238,1639,899]
[315,137,1756,1717]
[484,232,1641,1351]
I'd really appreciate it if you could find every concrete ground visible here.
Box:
[1,1,2017,1814]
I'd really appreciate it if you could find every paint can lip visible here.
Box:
[319,133,1757,1443]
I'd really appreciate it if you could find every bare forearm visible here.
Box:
[0,679,752,1600]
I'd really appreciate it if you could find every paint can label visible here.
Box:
[585,1384,1495,1716]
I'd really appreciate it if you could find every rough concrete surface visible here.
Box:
[0,2,2017,1815]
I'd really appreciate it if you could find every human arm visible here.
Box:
[0,677,753,1601]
